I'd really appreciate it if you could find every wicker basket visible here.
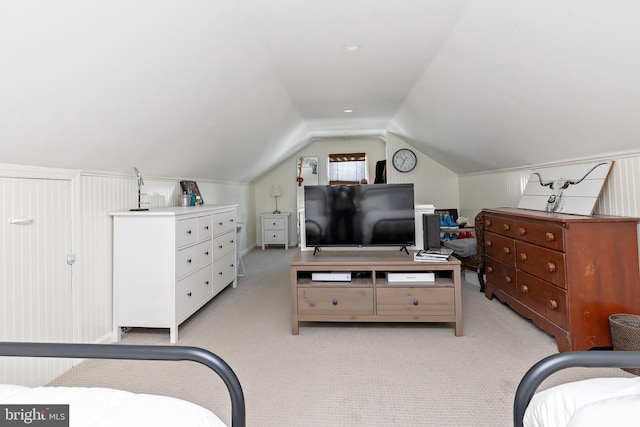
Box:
[609,313,640,376]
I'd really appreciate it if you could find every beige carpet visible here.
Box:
[50,248,632,426]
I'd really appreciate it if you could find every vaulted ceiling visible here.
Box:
[2,1,639,182]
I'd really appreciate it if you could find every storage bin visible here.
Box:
[609,313,640,375]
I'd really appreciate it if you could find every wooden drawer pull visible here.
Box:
[520,285,528,294]
[547,262,556,273]
[518,227,526,236]
[505,276,512,284]
[502,223,511,231]
[548,300,558,310]
[486,240,493,247]
[545,232,555,242]
[485,219,492,227]
[503,247,511,255]
[487,266,493,273]
[520,253,527,261]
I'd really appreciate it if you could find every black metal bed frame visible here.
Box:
[0,342,245,427]
[514,350,640,427]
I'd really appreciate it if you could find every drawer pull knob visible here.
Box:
[230,264,234,267]
[205,281,210,285]
[503,247,511,254]
[505,276,512,284]
[205,251,209,255]
[230,239,234,243]
[518,227,526,236]
[502,223,511,231]
[548,299,558,310]
[547,262,556,273]
[187,292,192,297]
[545,232,555,242]
[486,240,493,247]
[520,285,528,294]
[219,271,223,275]
[487,266,493,273]
[187,259,192,263]
[218,222,223,226]
[332,299,338,306]
[520,253,527,261]
[219,245,223,248]
[413,300,419,306]
[205,226,209,230]
[187,230,192,234]
[486,219,492,227]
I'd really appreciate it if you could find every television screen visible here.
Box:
[304,184,415,247]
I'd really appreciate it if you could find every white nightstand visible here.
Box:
[261,212,290,250]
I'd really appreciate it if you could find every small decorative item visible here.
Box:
[296,157,304,186]
[271,184,282,214]
[180,180,204,205]
[392,148,417,173]
[130,167,149,211]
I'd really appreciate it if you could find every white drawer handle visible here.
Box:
[9,218,34,224]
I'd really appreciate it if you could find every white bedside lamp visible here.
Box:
[271,184,282,214]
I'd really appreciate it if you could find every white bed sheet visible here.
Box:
[0,384,226,427]
[523,377,640,427]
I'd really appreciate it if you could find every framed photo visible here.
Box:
[180,180,204,205]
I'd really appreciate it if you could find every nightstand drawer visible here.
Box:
[264,218,286,230]
[297,288,373,315]
[376,287,454,316]
[264,230,286,243]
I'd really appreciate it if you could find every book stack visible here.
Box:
[414,248,454,262]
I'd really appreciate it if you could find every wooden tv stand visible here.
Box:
[290,250,462,335]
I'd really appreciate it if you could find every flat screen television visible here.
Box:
[304,183,415,250]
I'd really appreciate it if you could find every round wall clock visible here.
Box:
[392,148,417,173]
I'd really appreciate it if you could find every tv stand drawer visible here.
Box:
[377,287,455,316]
[297,288,373,315]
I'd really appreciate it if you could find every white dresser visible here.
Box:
[261,212,290,250]
[111,204,238,343]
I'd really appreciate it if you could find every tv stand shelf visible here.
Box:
[290,250,462,335]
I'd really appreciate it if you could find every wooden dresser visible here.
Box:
[483,207,640,351]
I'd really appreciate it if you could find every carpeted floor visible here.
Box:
[50,248,632,426]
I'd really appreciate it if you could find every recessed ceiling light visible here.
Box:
[343,109,354,113]
[343,44,360,52]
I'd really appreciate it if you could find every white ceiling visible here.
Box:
[1,1,639,182]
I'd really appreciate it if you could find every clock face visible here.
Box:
[392,149,417,173]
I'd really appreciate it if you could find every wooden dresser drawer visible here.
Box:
[516,241,566,288]
[485,232,516,265]
[517,271,568,329]
[515,219,564,251]
[484,214,515,238]
[486,258,518,299]
[297,288,374,315]
[377,287,454,316]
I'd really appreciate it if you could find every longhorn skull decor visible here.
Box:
[517,161,614,216]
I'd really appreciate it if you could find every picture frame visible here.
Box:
[180,180,204,205]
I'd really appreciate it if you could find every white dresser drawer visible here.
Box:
[213,251,236,288]
[176,218,198,248]
[264,218,286,230]
[213,210,236,235]
[264,230,286,243]
[176,267,212,319]
[197,215,213,241]
[176,240,212,279]
[213,230,235,259]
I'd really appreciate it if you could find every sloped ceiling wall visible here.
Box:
[2,1,639,182]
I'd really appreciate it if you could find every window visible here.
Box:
[328,152,367,185]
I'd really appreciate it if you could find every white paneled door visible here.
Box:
[0,177,73,386]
